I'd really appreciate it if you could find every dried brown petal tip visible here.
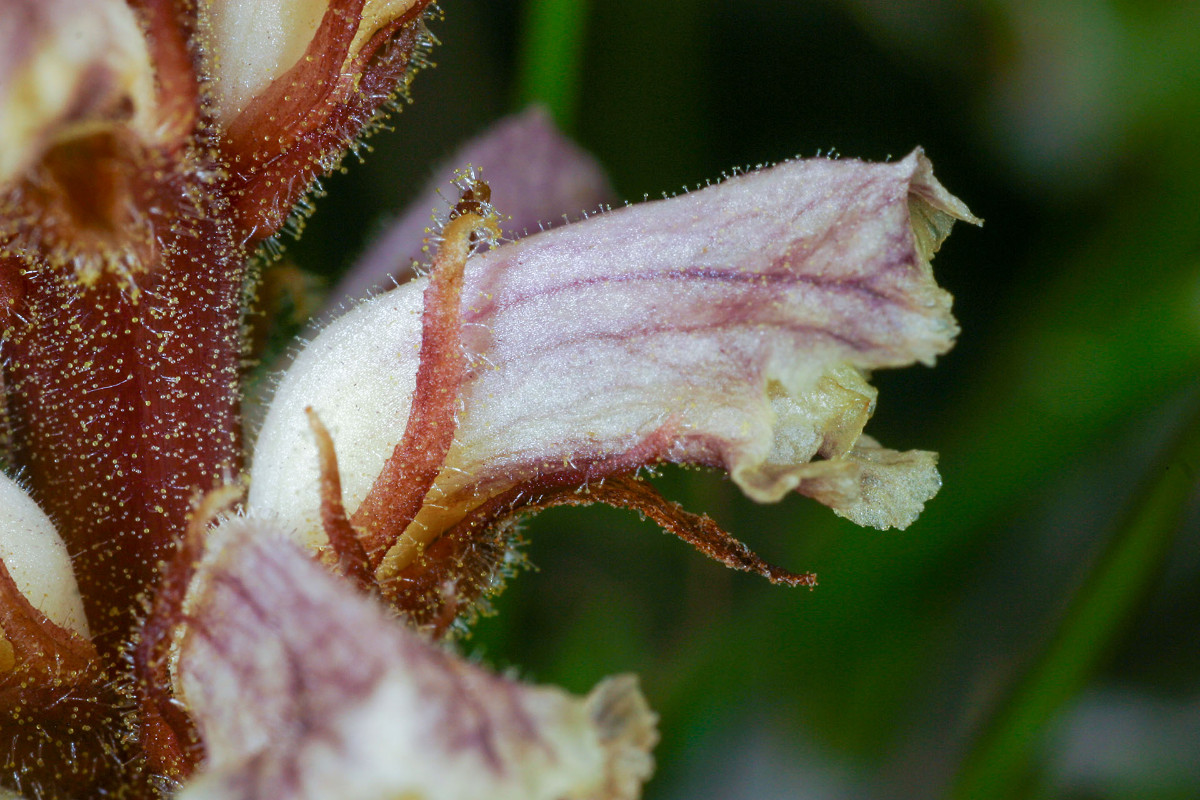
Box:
[585,675,659,800]
[175,524,658,800]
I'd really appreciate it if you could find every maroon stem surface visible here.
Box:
[2,191,243,655]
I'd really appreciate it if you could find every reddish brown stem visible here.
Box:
[1,176,244,655]
[0,4,444,794]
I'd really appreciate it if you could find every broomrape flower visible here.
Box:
[0,1,978,798]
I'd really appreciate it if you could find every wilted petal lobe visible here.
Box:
[174,523,657,800]
[250,150,979,575]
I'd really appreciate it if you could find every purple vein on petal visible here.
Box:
[174,524,658,800]
[329,107,615,306]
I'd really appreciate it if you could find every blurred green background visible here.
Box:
[289,2,1200,798]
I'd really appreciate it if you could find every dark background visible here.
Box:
[288,2,1200,798]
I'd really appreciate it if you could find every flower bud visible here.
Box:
[0,473,88,638]
[200,0,423,124]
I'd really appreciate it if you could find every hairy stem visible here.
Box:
[2,180,244,655]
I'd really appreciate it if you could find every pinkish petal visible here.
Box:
[174,522,657,800]
[249,150,978,571]
[330,107,615,304]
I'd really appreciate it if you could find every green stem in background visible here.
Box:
[513,0,591,131]
[948,392,1200,800]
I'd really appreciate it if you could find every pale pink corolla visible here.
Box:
[248,148,978,621]
[174,524,656,800]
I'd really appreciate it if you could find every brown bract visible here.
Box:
[0,559,112,795]
[207,0,431,240]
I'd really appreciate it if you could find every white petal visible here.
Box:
[0,473,88,636]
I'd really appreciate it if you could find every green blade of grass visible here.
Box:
[949,392,1200,800]
[513,0,591,132]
